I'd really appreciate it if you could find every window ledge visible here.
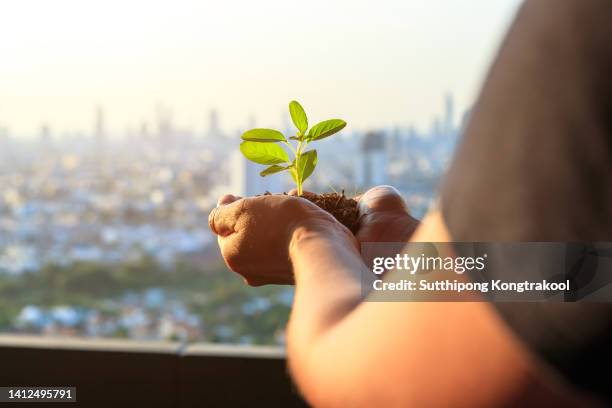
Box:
[0,334,305,407]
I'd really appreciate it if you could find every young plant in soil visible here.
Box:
[239,100,359,233]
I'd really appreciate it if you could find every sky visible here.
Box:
[0,0,522,138]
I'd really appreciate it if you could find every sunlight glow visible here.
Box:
[0,0,521,136]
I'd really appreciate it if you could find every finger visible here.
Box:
[358,185,408,215]
[217,194,241,206]
[208,198,246,236]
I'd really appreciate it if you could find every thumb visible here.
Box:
[358,185,409,216]
[209,196,245,236]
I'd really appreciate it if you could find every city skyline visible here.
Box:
[0,92,465,142]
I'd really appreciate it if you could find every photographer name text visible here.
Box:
[372,279,572,293]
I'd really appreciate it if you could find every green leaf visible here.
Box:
[289,101,308,133]
[240,141,289,165]
[260,164,288,177]
[241,128,286,142]
[295,149,317,184]
[307,119,346,141]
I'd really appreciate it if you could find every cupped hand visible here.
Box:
[208,193,347,286]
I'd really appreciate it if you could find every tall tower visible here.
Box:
[208,110,219,135]
[444,93,455,135]
[156,105,173,140]
[95,105,105,143]
[93,105,107,169]
[39,124,52,144]
[206,109,226,140]
[0,126,8,143]
[38,123,54,155]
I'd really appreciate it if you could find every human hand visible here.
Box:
[355,185,420,243]
[208,193,350,286]
[353,186,420,271]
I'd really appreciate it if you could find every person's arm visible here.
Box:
[286,211,578,407]
[210,190,582,406]
[210,191,585,406]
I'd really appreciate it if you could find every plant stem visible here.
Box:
[283,139,303,195]
[295,139,305,195]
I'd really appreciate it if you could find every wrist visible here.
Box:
[289,221,359,261]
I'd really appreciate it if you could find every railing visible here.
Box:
[0,335,308,407]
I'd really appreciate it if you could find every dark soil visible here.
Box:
[264,191,359,234]
[302,191,359,234]
[301,191,359,234]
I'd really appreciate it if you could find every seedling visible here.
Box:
[239,101,346,196]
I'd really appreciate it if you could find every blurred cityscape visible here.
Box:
[0,94,463,345]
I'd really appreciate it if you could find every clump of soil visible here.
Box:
[264,191,359,234]
[305,191,360,234]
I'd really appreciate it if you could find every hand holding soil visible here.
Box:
[208,192,354,286]
[209,186,420,286]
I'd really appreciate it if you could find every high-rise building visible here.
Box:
[95,105,105,143]
[206,109,226,139]
[0,125,9,145]
[444,93,455,135]
[39,124,52,144]
[208,110,219,134]
[156,105,173,140]
[355,131,387,188]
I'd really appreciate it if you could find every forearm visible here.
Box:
[287,224,371,347]
[284,213,562,408]
[286,225,375,405]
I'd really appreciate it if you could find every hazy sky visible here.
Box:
[0,0,521,137]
